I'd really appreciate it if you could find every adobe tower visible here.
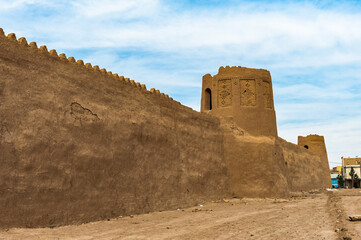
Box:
[298,134,331,187]
[201,66,278,137]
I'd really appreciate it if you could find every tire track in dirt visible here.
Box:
[326,191,352,240]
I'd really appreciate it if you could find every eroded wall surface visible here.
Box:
[0,33,229,228]
[221,121,331,198]
[279,138,331,191]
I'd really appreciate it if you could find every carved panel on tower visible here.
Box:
[218,79,232,107]
[240,79,256,106]
[263,81,273,109]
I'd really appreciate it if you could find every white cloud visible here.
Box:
[0,0,52,10]
[71,0,161,19]
[0,0,35,9]
[1,0,361,168]
[5,1,361,69]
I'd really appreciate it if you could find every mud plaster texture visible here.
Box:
[0,33,229,229]
[0,30,331,229]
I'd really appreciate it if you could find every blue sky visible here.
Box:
[1,0,361,168]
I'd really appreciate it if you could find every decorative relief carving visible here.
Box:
[263,81,273,109]
[240,79,256,106]
[218,79,232,107]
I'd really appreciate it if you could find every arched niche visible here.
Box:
[205,88,212,110]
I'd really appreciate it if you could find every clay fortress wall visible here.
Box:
[0,29,331,229]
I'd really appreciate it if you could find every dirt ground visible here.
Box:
[0,189,360,240]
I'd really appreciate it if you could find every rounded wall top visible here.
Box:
[202,66,271,83]
[298,135,325,146]
[202,73,212,81]
[217,65,270,76]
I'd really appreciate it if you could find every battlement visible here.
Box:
[298,134,325,143]
[0,28,179,103]
[217,65,270,76]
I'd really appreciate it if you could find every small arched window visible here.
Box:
[304,145,309,149]
[205,88,212,110]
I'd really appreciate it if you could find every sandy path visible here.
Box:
[1,191,345,240]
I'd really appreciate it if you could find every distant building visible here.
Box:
[342,157,361,188]
[330,166,341,175]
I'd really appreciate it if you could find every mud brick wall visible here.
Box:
[0,32,229,229]
[0,29,331,229]
[221,121,331,198]
[279,138,331,192]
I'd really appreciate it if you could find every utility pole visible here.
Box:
[341,157,345,188]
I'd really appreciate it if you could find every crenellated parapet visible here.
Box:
[0,28,176,103]
[298,134,327,156]
[217,65,270,75]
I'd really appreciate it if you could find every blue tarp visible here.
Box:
[331,179,338,188]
